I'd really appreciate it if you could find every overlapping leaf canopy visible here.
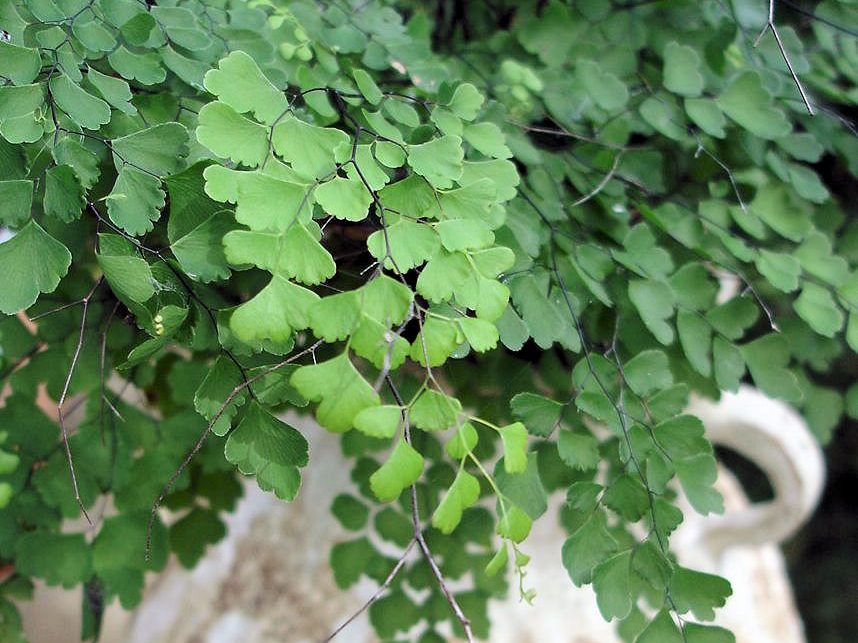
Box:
[0,0,856,641]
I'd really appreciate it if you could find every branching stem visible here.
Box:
[57,276,104,526]
[755,0,814,114]
[145,339,323,560]
[321,538,416,642]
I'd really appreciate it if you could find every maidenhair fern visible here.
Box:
[0,0,856,641]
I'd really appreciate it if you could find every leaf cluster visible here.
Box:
[0,0,857,641]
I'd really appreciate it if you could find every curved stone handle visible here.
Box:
[687,385,825,552]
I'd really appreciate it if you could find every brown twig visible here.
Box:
[145,339,323,560]
[98,301,122,443]
[412,512,474,642]
[0,343,45,383]
[754,0,814,115]
[386,376,475,643]
[57,277,104,526]
[321,538,417,642]
[569,150,625,208]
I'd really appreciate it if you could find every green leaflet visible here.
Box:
[203,50,288,125]
[662,42,704,97]
[740,334,802,402]
[369,439,424,502]
[623,350,673,397]
[628,279,676,345]
[684,623,736,643]
[796,231,849,285]
[558,430,600,470]
[74,20,117,53]
[498,422,528,473]
[224,401,308,500]
[410,389,461,432]
[0,84,43,121]
[0,42,41,85]
[0,221,71,314]
[271,116,350,180]
[43,164,83,222]
[458,316,499,352]
[669,566,732,621]
[161,46,208,90]
[684,98,726,138]
[197,102,270,167]
[307,291,362,342]
[794,283,844,337]
[96,233,154,304]
[369,591,421,639]
[706,296,759,340]
[166,162,235,282]
[432,469,480,534]
[756,250,801,292]
[194,356,248,436]
[445,422,478,459]
[0,179,32,225]
[119,13,157,46]
[330,537,376,588]
[230,274,318,344]
[341,144,389,190]
[435,219,495,251]
[677,310,712,377]
[562,509,617,585]
[291,353,380,432]
[409,315,460,367]
[367,217,440,271]
[306,275,413,368]
[106,166,165,235]
[204,165,312,232]
[511,392,564,437]
[750,185,811,242]
[496,504,533,543]
[384,99,419,128]
[353,68,383,105]
[447,83,484,120]
[315,177,372,221]
[49,73,111,130]
[93,512,168,608]
[495,452,546,519]
[52,138,100,189]
[463,122,512,159]
[353,405,402,439]
[111,123,188,176]
[639,95,687,141]
[331,494,370,531]
[577,59,628,111]
[509,272,580,350]
[593,550,634,620]
[108,47,166,85]
[717,71,792,139]
[676,454,723,515]
[86,69,135,114]
[636,610,683,643]
[170,508,226,568]
[16,532,92,589]
[150,6,210,51]
[408,135,464,189]
[223,222,335,285]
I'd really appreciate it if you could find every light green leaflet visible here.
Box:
[0,221,71,314]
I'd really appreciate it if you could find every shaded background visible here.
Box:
[787,421,858,643]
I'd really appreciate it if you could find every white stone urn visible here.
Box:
[103,385,823,643]
[12,384,824,642]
